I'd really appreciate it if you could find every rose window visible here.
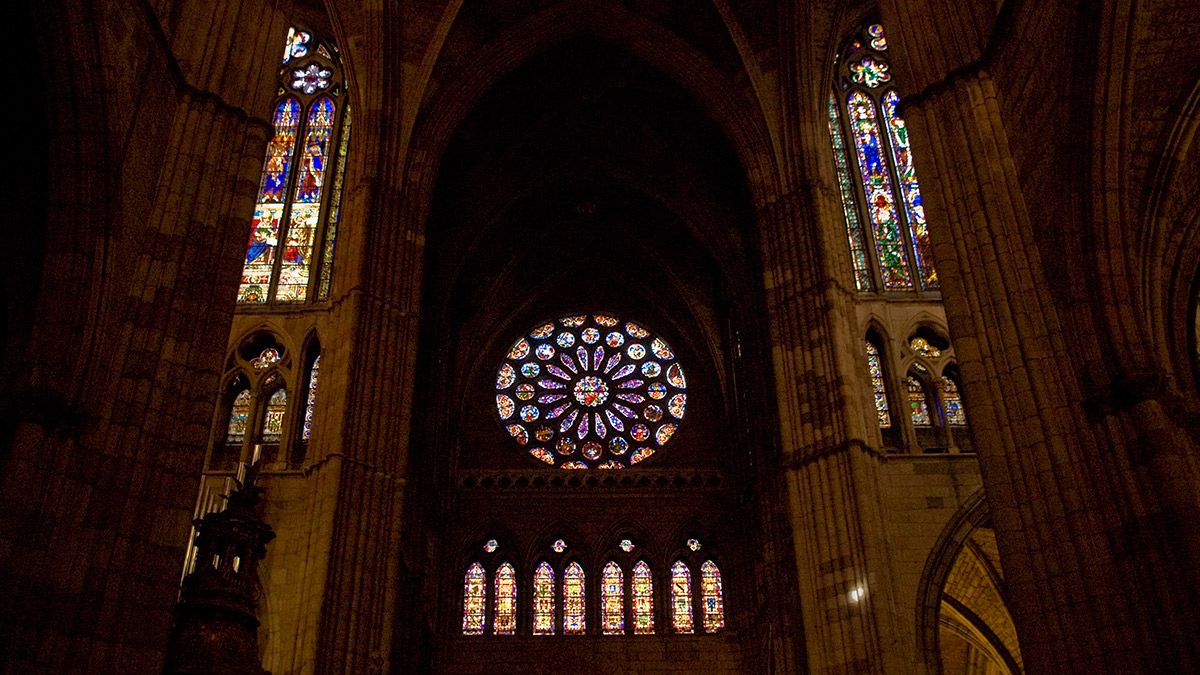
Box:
[494,314,688,469]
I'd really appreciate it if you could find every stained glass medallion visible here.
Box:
[495,315,687,468]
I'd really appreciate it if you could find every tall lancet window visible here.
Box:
[563,562,586,634]
[670,561,694,634]
[632,560,655,634]
[462,563,486,635]
[493,563,517,635]
[828,22,939,292]
[533,562,556,635]
[239,26,351,305]
[601,562,624,634]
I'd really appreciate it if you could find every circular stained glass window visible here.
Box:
[494,314,688,469]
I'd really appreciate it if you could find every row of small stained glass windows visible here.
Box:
[866,340,966,429]
[827,22,938,294]
[463,560,724,636]
[238,27,350,305]
[226,351,321,446]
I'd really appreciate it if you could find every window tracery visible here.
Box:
[829,22,939,293]
[495,314,687,469]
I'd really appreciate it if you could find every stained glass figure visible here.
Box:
[494,563,517,635]
[301,355,320,441]
[601,562,624,635]
[700,560,725,633]
[828,94,872,291]
[226,389,251,443]
[907,376,931,427]
[533,562,555,635]
[687,538,701,552]
[632,561,655,634]
[552,538,567,553]
[883,90,937,289]
[495,315,686,468]
[671,561,694,634]
[484,539,498,553]
[941,376,967,426]
[240,99,300,303]
[261,389,287,443]
[866,341,892,427]
[462,563,486,635]
[276,98,335,303]
[848,91,912,290]
[619,539,635,553]
[317,107,350,301]
[563,562,586,634]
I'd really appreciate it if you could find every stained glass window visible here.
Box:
[563,562,586,634]
[882,91,937,290]
[866,341,892,427]
[941,376,967,426]
[462,563,486,635]
[317,107,350,302]
[671,561,694,634]
[533,562,556,635]
[633,561,655,634]
[226,389,252,443]
[276,98,335,303]
[495,314,687,469]
[261,389,287,442]
[601,562,624,635]
[907,376,931,427]
[700,561,725,633]
[494,563,517,635]
[239,27,347,306]
[830,22,939,293]
[909,336,941,359]
[302,355,320,441]
[828,95,872,291]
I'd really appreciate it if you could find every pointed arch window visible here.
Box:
[700,560,725,633]
[301,354,320,442]
[533,562,556,635]
[563,562,586,634]
[238,27,350,305]
[226,388,252,445]
[462,562,486,635]
[828,23,938,293]
[260,387,287,443]
[601,561,624,635]
[670,561,694,634]
[907,375,932,427]
[494,563,517,635]
[632,560,655,634]
[940,376,966,426]
[865,339,892,428]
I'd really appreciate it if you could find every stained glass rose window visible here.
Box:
[494,314,687,469]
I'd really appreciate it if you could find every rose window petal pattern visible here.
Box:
[495,314,687,468]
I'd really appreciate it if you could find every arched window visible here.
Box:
[632,560,655,634]
[940,376,966,426]
[213,381,252,471]
[700,560,725,633]
[293,350,320,469]
[865,339,892,428]
[226,388,251,446]
[238,26,350,305]
[533,562,556,635]
[257,385,287,465]
[601,561,624,634]
[563,562,586,634]
[462,562,486,635]
[907,375,931,428]
[494,563,517,635]
[670,561,694,634]
[829,23,938,293]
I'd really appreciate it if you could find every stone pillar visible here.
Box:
[0,1,285,671]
